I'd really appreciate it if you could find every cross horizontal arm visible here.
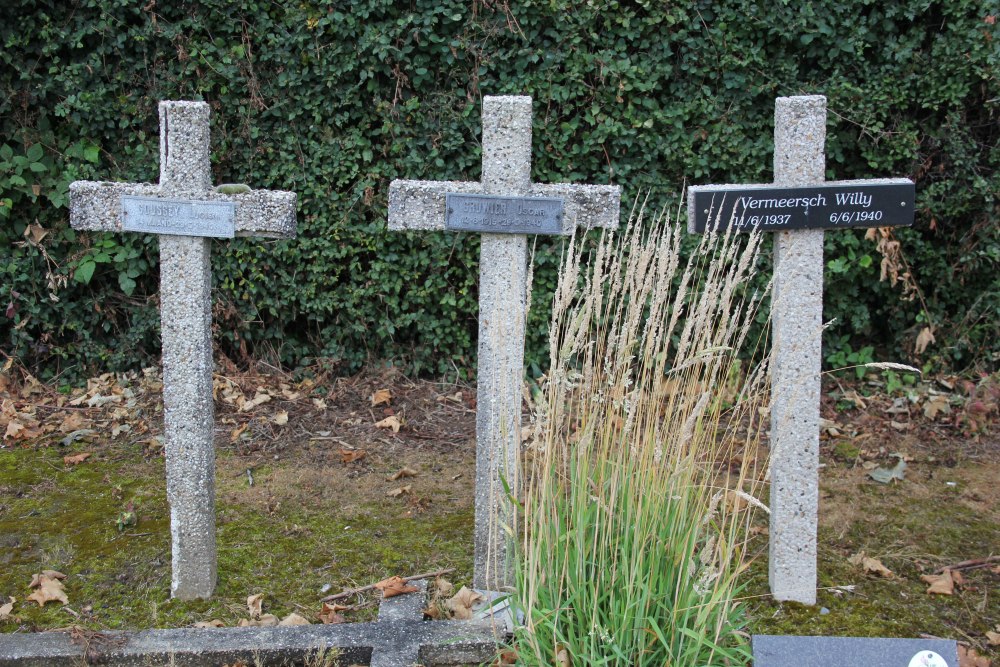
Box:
[69,181,159,231]
[69,181,297,238]
[388,179,483,230]
[388,179,621,233]
[531,183,620,232]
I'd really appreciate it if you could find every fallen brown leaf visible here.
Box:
[339,448,367,464]
[238,614,278,627]
[375,415,402,432]
[27,573,68,607]
[278,613,311,626]
[921,569,956,595]
[915,326,936,355]
[923,394,951,420]
[63,452,92,466]
[0,597,14,620]
[25,222,48,244]
[555,643,571,667]
[386,485,412,498]
[238,389,272,412]
[57,412,88,433]
[4,419,25,440]
[371,389,392,406]
[434,577,454,598]
[446,586,484,620]
[493,648,518,665]
[374,575,419,599]
[272,410,289,426]
[985,628,1000,646]
[317,602,347,625]
[958,645,990,667]
[386,467,418,481]
[848,551,894,578]
[246,593,263,620]
[193,619,225,628]
[230,423,249,442]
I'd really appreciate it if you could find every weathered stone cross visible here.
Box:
[69,101,297,599]
[388,95,620,590]
[0,582,503,666]
[687,95,913,604]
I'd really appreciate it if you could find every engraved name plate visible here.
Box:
[121,196,236,238]
[446,194,565,235]
[689,180,914,233]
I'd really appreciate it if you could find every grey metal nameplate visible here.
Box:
[121,195,236,238]
[689,180,914,233]
[446,193,565,235]
[752,634,958,667]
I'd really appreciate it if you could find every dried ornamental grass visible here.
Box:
[511,197,771,666]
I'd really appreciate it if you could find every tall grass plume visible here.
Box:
[513,197,771,665]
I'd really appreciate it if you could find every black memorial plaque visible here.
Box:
[753,635,958,667]
[446,193,565,235]
[688,180,914,233]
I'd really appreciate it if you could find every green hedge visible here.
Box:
[2,0,997,381]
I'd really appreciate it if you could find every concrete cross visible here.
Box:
[687,95,913,604]
[0,582,503,666]
[388,95,620,591]
[69,101,297,600]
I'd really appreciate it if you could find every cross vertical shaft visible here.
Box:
[158,101,217,599]
[69,100,297,600]
[768,95,826,604]
[474,97,532,590]
[387,95,620,593]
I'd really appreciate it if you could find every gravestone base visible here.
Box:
[752,634,959,667]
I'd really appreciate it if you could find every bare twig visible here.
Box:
[319,567,455,603]
[933,555,1000,574]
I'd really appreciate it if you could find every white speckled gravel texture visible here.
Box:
[387,96,621,591]
[68,101,298,600]
[768,95,826,606]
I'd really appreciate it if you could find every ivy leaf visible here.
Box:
[74,260,96,284]
[118,273,137,296]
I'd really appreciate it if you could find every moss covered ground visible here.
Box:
[0,442,475,630]
[0,367,478,632]
[746,454,1000,663]
[1,368,997,664]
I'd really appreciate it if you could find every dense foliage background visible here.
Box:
[2,0,997,381]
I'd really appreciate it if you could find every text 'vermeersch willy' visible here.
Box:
[738,191,874,211]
